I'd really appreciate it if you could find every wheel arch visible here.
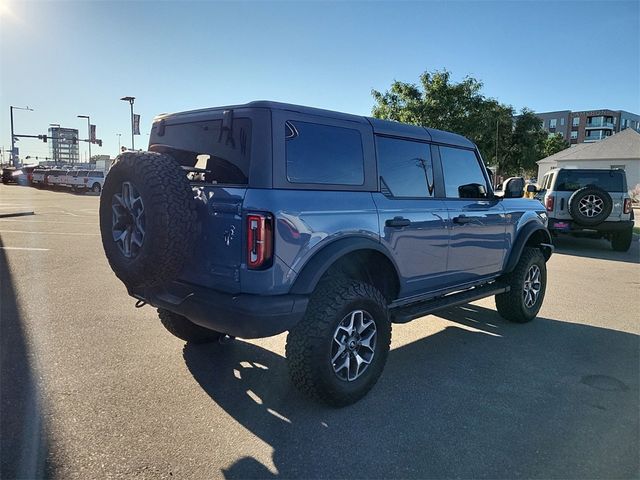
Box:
[289,237,401,303]
[504,221,553,273]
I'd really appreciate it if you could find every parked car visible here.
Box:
[73,170,104,193]
[12,165,38,186]
[535,168,634,251]
[45,169,69,188]
[31,168,49,187]
[99,101,553,407]
[1,167,17,184]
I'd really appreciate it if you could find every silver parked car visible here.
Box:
[535,168,634,251]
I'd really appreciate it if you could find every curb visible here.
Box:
[0,211,35,219]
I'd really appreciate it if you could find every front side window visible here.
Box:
[376,136,434,198]
[440,146,488,198]
[285,121,364,185]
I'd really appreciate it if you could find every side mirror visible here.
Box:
[503,177,525,198]
[458,183,487,199]
[526,184,538,193]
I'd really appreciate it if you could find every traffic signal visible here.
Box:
[97,139,103,147]
[72,137,77,144]
[38,134,47,143]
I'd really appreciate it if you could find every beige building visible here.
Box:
[536,128,640,191]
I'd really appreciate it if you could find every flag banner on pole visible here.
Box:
[90,124,97,143]
[133,114,141,135]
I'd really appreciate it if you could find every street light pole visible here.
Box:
[116,133,122,153]
[77,115,91,165]
[9,106,33,166]
[120,96,135,150]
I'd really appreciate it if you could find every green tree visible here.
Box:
[511,108,547,175]
[542,133,570,158]
[371,69,549,177]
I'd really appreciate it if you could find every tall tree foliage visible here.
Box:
[371,69,548,176]
[542,133,570,158]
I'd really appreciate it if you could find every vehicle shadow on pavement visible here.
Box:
[552,235,639,264]
[183,305,639,479]
[0,235,51,478]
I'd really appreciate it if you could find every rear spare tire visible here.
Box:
[99,151,199,289]
[568,186,612,226]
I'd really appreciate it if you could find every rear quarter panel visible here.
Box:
[241,189,380,294]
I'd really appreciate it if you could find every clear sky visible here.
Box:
[1,0,638,162]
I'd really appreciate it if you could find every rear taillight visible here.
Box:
[623,198,632,214]
[545,195,554,212]
[247,213,273,269]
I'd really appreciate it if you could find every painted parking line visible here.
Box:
[0,230,100,236]
[0,246,50,251]
[0,218,96,225]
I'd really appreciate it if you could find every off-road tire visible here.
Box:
[611,228,633,252]
[568,186,613,226]
[495,247,547,323]
[99,151,199,289]
[158,309,223,344]
[286,278,391,407]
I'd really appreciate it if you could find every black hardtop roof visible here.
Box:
[155,100,476,149]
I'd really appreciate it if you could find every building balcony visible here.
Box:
[584,132,610,142]
[585,120,614,129]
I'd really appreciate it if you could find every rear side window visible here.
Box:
[90,171,104,178]
[555,170,626,192]
[376,136,434,198]
[149,117,252,185]
[440,146,488,198]
[285,121,364,185]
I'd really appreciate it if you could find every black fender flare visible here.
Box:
[290,237,400,295]
[503,221,553,273]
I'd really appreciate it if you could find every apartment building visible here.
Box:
[48,126,80,164]
[535,109,640,145]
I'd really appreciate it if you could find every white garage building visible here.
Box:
[537,128,640,192]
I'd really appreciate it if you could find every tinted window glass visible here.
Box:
[555,170,625,192]
[440,147,488,198]
[286,121,364,185]
[150,118,251,185]
[376,136,434,198]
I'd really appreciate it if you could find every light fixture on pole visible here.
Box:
[9,106,33,166]
[120,96,135,150]
[116,133,122,153]
[77,115,91,165]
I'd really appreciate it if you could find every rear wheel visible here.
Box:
[611,228,633,252]
[286,278,391,407]
[496,247,547,323]
[92,183,101,194]
[158,309,223,344]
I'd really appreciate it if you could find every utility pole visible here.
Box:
[77,115,91,165]
[9,106,33,166]
[116,133,122,153]
[120,96,135,150]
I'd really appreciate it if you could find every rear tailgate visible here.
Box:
[179,186,246,293]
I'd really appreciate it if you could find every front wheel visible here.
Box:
[611,228,633,252]
[91,183,101,194]
[286,278,391,407]
[496,247,547,323]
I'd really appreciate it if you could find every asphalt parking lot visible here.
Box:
[1,184,639,479]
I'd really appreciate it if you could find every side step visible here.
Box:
[390,283,509,324]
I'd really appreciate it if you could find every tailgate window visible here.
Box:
[149,118,251,185]
[555,170,626,192]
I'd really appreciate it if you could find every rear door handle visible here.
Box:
[453,215,473,225]
[385,216,411,228]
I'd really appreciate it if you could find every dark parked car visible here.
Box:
[99,101,553,406]
[1,167,17,184]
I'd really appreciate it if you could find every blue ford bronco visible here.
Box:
[99,101,553,406]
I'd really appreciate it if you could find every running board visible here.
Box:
[390,283,510,324]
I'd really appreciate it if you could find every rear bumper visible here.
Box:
[549,219,634,233]
[131,281,309,339]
